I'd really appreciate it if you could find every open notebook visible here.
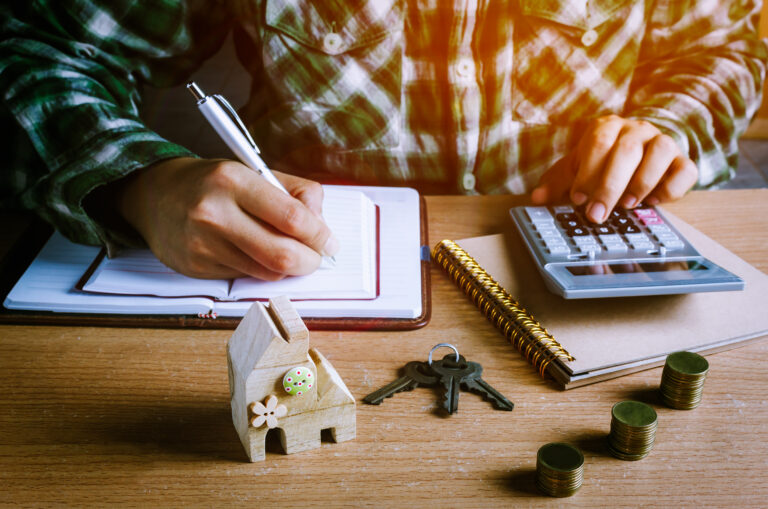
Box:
[3,186,429,330]
[435,210,768,388]
[79,187,379,301]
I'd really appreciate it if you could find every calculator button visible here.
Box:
[619,224,641,234]
[640,216,664,226]
[573,235,598,245]
[567,227,590,236]
[547,245,571,255]
[525,207,554,223]
[537,228,562,239]
[660,239,685,250]
[578,244,602,253]
[603,242,629,253]
[611,216,633,227]
[634,208,657,218]
[544,237,567,247]
[553,205,575,214]
[631,242,655,250]
[610,209,629,218]
[598,233,623,244]
[648,224,671,234]
[560,219,583,229]
[625,233,650,242]
[594,225,616,235]
[556,212,578,222]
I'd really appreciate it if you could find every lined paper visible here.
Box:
[83,187,376,301]
[3,186,422,319]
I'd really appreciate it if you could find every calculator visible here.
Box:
[509,205,744,299]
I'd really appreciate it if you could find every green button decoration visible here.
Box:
[283,366,314,396]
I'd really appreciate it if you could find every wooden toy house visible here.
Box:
[227,296,356,462]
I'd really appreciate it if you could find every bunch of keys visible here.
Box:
[363,343,514,414]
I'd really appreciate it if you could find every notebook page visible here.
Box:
[82,186,376,301]
[3,232,214,314]
[229,187,376,300]
[84,249,229,299]
[215,186,422,318]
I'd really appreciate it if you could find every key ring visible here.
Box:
[428,343,460,366]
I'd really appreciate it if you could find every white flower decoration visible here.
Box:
[249,394,287,429]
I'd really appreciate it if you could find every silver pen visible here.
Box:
[186,81,336,265]
[186,81,289,193]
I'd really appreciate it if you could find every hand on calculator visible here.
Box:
[530,115,699,224]
[509,204,743,298]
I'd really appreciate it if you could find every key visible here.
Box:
[460,362,515,412]
[430,354,475,414]
[363,361,439,405]
[431,354,515,413]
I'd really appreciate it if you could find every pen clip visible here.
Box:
[212,94,259,152]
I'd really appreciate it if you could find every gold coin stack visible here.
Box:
[608,401,657,461]
[660,351,709,410]
[536,442,584,497]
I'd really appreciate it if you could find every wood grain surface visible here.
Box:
[1,189,766,507]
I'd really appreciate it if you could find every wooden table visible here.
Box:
[1,189,766,506]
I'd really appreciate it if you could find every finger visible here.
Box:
[646,157,699,204]
[169,231,287,280]
[277,171,326,218]
[570,116,625,206]
[619,134,679,209]
[236,174,339,257]
[220,207,324,276]
[582,128,649,223]
[203,239,287,281]
[531,154,576,204]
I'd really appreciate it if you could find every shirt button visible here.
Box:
[462,173,476,191]
[323,33,344,54]
[581,29,598,47]
[456,58,473,78]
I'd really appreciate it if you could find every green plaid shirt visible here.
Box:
[2,0,766,248]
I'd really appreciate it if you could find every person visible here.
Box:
[1,1,765,280]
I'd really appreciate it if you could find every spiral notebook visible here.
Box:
[433,210,768,389]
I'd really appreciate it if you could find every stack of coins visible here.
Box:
[536,442,584,497]
[660,351,709,409]
[608,401,657,461]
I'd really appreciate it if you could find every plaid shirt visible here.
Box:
[1,1,766,248]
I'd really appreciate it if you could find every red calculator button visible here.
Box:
[640,216,664,226]
[633,208,657,218]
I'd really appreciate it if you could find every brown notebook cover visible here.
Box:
[0,199,430,331]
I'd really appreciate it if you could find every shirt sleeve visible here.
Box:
[0,1,232,248]
[624,0,768,188]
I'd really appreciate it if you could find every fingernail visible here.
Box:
[572,192,588,206]
[621,194,637,209]
[587,201,606,223]
[531,187,546,204]
[322,234,340,257]
[645,195,659,206]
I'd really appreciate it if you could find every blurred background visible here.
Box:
[142,6,768,191]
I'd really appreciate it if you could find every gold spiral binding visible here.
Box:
[432,239,575,378]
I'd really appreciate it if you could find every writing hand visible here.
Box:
[531,115,698,223]
[115,157,338,280]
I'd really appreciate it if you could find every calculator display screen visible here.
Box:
[565,260,707,276]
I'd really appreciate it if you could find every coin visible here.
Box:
[608,400,657,461]
[536,442,584,497]
[660,351,709,410]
